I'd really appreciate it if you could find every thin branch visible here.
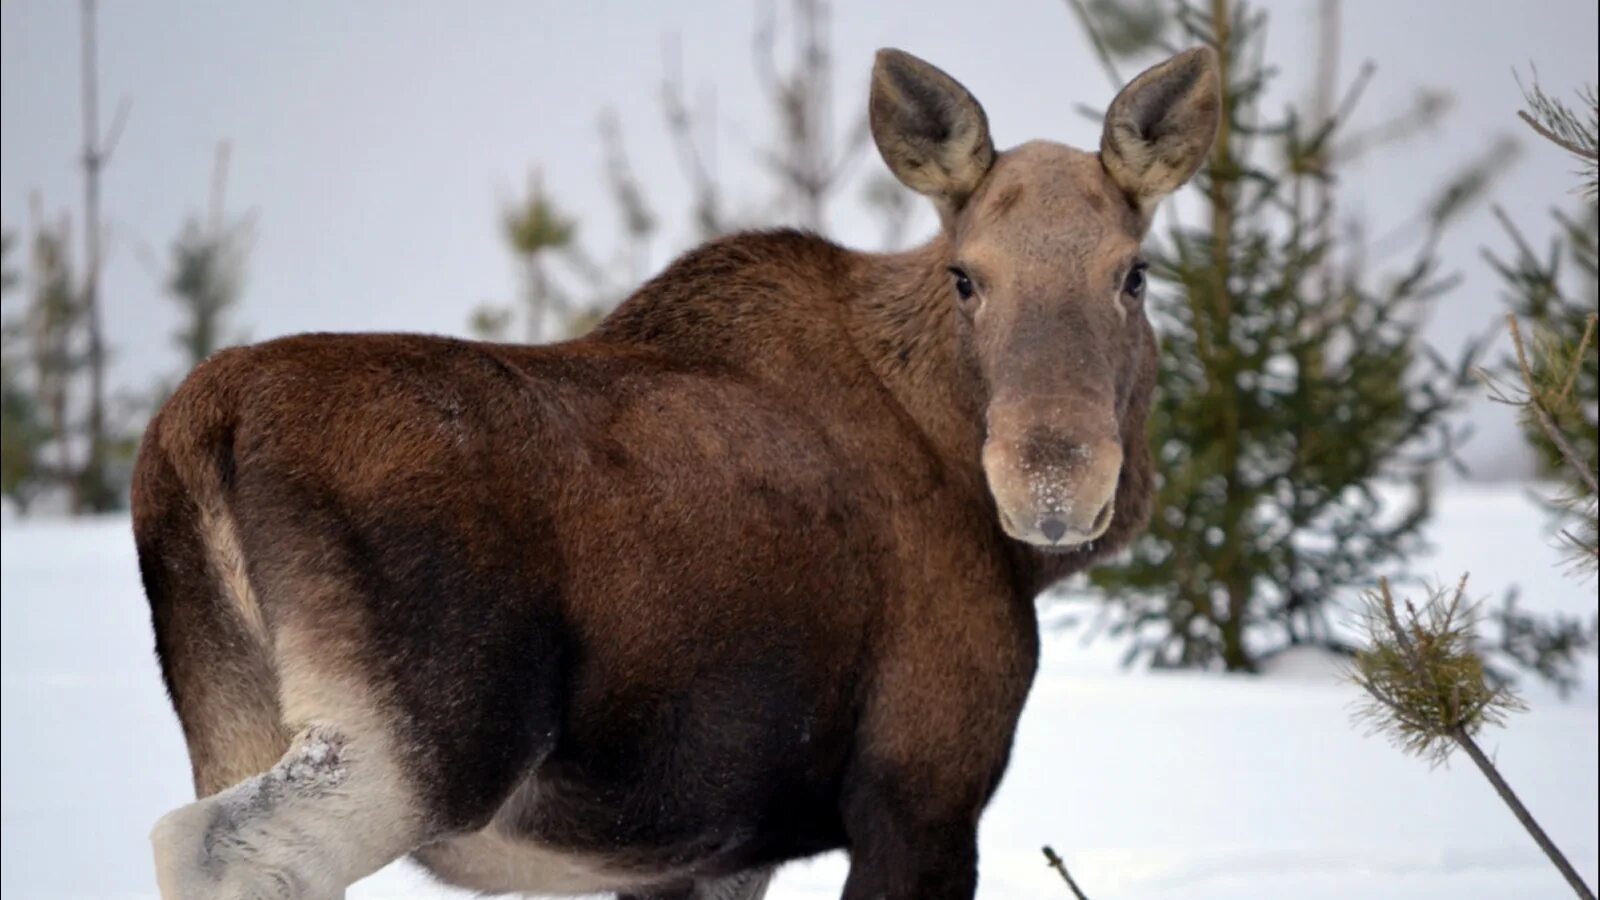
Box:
[1555,313,1596,409]
[208,141,231,236]
[99,96,131,164]
[1327,61,1376,141]
[1455,729,1597,900]
[1518,109,1600,163]
[661,36,725,236]
[1041,846,1091,900]
[1508,315,1600,497]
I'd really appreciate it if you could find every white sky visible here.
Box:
[2,0,1597,476]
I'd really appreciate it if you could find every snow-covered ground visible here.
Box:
[2,485,1595,899]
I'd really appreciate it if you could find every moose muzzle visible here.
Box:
[982,419,1122,549]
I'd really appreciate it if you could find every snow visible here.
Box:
[2,485,1595,899]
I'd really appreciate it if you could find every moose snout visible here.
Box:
[982,430,1123,549]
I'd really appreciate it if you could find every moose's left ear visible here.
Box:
[1100,47,1221,218]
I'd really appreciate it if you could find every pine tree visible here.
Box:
[29,212,84,494]
[168,144,254,370]
[1466,76,1600,694]
[2,203,123,515]
[1351,576,1596,899]
[1,229,51,514]
[493,170,579,344]
[467,0,895,342]
[1071,0,1502,671]
[1486,78,1598,559]
[1349,65,1597,900]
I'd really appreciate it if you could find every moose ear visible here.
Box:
[1100,47,1221,218]
[870,48,995,221]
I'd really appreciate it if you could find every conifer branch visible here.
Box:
[1351,578,1595,899]
[1508,314,1599,499]
[1518,110,1600,164]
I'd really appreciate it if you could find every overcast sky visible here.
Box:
[2,0,1596,476]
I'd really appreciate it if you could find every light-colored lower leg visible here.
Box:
[151,725,421,900]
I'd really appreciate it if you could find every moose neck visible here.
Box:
[847,233,991,504]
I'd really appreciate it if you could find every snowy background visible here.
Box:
[3,485,1595,899]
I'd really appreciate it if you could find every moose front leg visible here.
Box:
[836,760,985,900]
[836,591,1035,900]
[838,788,979,900]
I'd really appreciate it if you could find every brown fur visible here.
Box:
[133,47,1219,900]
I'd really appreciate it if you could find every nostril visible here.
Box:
[1039,517,1067,543]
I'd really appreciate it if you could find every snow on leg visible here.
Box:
[151,724,422,900]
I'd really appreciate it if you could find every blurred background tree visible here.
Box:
[1486,79,1597,546]
[0,0,134,514]
[1477,77,1599,695]
[0,3,252,516]
[167,143,254,372]
[467,0,897,344]
[1,228,52,514]
[1065,0,1512,671]
[495,170,578,343]
[3,204,88,516]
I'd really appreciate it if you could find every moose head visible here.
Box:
[870,47,1221,548]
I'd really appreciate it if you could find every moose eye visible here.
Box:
[1123,263,1148,298]
[949,267,975,302]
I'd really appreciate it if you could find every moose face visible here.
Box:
[869,47,1220,548]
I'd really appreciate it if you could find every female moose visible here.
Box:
[137,46,1219,900]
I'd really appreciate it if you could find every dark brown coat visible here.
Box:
[134,47,1219,900]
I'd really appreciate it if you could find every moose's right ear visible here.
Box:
[870,49,995,222]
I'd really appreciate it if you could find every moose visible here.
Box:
[135,45,1219,900]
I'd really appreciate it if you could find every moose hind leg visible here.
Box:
[151,724,421,900]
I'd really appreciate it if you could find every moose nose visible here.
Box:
[982,430,1123,548]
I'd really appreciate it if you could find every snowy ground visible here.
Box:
[2,485,1596,899]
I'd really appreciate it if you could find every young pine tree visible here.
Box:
[26,209,87,511]
[168,144,254,371]
[1,229,51,514]
[467,0,894,342]
[1486,79,1598,562]
[1350,70,1597,900]
[1471,78,1600,693]
[478,170,579,344]
[1072,0,1498,671]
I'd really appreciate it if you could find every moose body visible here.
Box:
[136,48,1219,900]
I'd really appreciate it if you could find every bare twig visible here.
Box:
[1041,846,1091,900]
[661,36,725,237]
[1326,61,1376,145]
[1455,728,1597,900]
[99,96,131,164]
[77,0,111,512]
